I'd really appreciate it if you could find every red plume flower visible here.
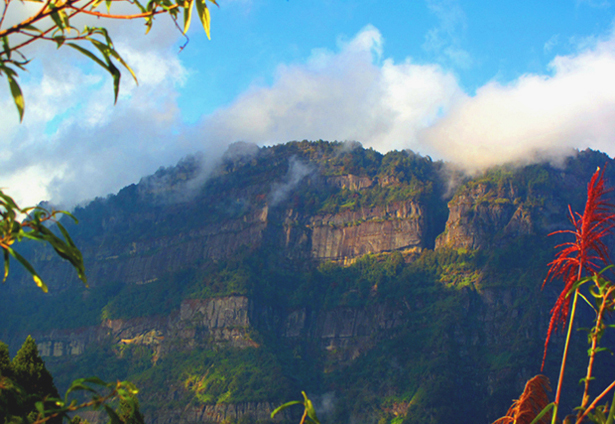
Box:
[541,167,615,370]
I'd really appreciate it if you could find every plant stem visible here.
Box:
[578,289,609,420]
[576,285,615,423]
[552,288,580,424]
[576,379,615,423]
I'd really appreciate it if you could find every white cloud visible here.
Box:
[544,34,560,53]
[196,24,615,174]
[421,30,615,170]
[4,21,615,209]
[0,17,191,208]
[197,25,461,154]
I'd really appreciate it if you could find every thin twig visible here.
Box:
[578,284,615,420]
[0,0,10,29]
[299,409,308,424]
[169,14,188,51]
[0,0,96,56]
[0,0,58,38]
[577,379,615,423]
[66,3,178,19]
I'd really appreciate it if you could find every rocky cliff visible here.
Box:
[436,153,615,250]
[435,182,532,250]
[279,199,426,263]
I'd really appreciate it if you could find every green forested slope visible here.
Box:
[1,141,614,424]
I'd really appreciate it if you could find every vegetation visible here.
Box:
[493,168,615,424]
[0,336,61,424]
[0,336,144,424]
[2,142,615,424]
[0,192,86,292]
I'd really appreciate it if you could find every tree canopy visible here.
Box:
[0,336,62,424]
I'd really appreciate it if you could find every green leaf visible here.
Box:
[2,36,11,60]
[89,36,136,87]
[22,24,43,33]
[6,247,47,292]
[55,221,77,249]
[68,41,122,104]
[133,0,147,13]
[67,43,109,72]
[49,7,70,31]
[5,72,24,122]
[605,387,615,424]
[183,0,194,34]
[35,401,46,415]
[53,36,66,48]
[3,249,9,283]
[304,399,320,424]
[570,275,593,294]
[109,61,121,104]
[106,46,137,84]
[89,38,113,60]
[83,376,110,386]
[270,400,302,418]
[194,0,211,39]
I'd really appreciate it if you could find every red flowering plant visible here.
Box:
[493,167,615,424]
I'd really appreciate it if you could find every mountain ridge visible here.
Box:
[1,141,615,424]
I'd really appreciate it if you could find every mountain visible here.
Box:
[1,141,614,424]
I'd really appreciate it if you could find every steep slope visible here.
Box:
[1,142,614,424]
[437,150,615,250]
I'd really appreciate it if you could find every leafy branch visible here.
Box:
[31,378,140,424]
[0,188,86,292]
[493,168,615,424]
[0,0,218,121]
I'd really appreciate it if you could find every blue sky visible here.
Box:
[178,0,614,117]
[2,0,615,207]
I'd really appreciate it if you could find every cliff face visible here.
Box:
[278,199,426,262]
[25,172,435,293]
[308,201,424,260]
[33,296,412,424]
[434,163,606,250]
[33,288,550,424]
[34,297,258,360]
[36,296,407,363]
[435,183,529,250]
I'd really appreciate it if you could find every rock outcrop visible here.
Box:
[307,201,425,262]
[436,183,524,249]
[152,402,285,424]
[33,297,258,359]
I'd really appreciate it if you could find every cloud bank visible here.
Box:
[200,25,615,172]
[0,17,192,207]
[199,25,463,154]
[422,35,615,171]
[3,22,615,208]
